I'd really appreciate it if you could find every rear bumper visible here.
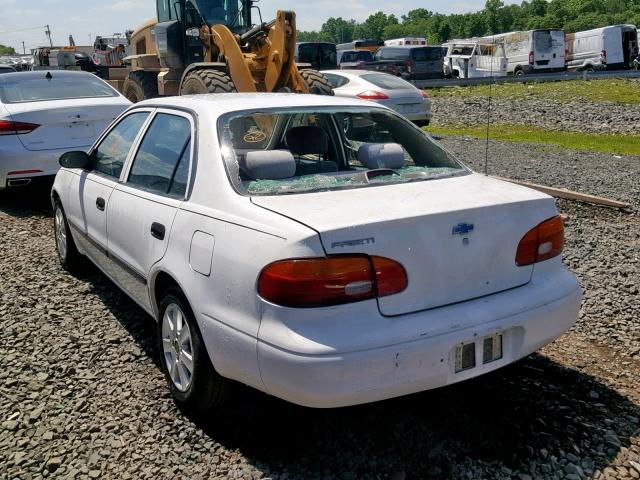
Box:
[257,267,581,408]
[0,142,88,189]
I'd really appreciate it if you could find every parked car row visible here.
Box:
[296,24,639,80]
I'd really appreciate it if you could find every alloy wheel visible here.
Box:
[161,303,194,392]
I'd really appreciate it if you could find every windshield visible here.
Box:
[191,0,249,30]
[360,73,414,90]
[218,107,466,196]
[0,74,118,103]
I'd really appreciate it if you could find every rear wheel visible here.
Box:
[122,71,158,102]
[514,68,525,76]
[180,69,237,95]
[158,288,231,412]
[300,69,334,95]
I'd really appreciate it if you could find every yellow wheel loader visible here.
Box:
[110,0,333,101]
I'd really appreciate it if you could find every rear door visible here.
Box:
[65,111,151,271]
[106,110,194,309]
[412,47,443,78]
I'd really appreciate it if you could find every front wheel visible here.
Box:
[300,69,334,95]
[180,69,237,95]
[158,288,230,412]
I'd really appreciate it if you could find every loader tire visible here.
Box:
[180,69,237,95]
[300,69,334,96]
[122,71,158,103]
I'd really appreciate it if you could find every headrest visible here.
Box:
[241,150,296,180]
[285,126,328,155]
[357,143,405,170]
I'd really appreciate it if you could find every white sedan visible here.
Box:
[0,70,130,189]
[51,93,581,411]
[324,70,432,126]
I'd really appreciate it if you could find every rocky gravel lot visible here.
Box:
[431,81,640,134]
[1,140,639,480]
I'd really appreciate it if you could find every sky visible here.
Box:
[0,0,506,53]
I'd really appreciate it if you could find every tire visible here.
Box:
[180,69,237,95]
[157,288,230,413]
[514,68,525,76]
[53,201,83,273]
[122,71,158,103]
[300,69,334,95]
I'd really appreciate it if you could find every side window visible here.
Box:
[127,113,192,196]
[325,73,349,88]
[168,141,191,198]
[93,112,149,179]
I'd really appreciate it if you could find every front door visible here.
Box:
[66,111,151,270]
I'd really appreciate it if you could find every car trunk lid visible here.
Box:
[4,97,127,151]
[252,173,557,316]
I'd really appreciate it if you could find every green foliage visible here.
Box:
[0,44,16,55]
[426,124,640,156]
[297,0,640,44]
[429,78,640,105]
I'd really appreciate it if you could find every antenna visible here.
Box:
[484,33,495,175]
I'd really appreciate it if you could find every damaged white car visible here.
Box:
[51,93,581,410]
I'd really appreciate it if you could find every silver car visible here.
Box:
[323,70,432,126]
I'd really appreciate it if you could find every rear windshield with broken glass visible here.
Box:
[218,107,466,196]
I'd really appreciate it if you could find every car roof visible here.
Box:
[135,92,384,114]
[0,70,94,84]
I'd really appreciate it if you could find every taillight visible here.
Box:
[0,120,40,136]
[258,255,408,308]
[421,90,430,99]
[528,51,534,65]
[357,90,390,100]
[600,49,607,64]
[515,216,564,266]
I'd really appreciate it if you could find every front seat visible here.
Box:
[285,126,338,175]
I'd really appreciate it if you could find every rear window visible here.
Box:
[374,48,410,60]
[360,73,414,90]
[218,107,466,196]
[412,47,442,61]
[533,31,553,52]
[0,74,118,103]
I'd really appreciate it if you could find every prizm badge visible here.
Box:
[452,223,474,235]
[331,237,375,249]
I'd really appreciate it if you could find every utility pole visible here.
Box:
[45,24,53,47]
[22,41,26,54]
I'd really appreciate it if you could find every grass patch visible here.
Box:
[428,78,640,105]
[426,124,640,156]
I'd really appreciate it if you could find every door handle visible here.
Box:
[96,197,105,211]
[151,222,165,240]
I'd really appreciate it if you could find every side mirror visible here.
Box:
[59,151,90,169]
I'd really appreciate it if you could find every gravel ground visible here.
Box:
[431,89,640,134]
[1,140,639,480]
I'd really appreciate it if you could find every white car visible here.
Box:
[324,70,432,126]
[0,70,130,189]
[51,93,581,410]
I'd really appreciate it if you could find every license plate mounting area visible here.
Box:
[454,333,503,374]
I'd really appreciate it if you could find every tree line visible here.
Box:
[297,0,640,44]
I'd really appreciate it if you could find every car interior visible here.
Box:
[220,109,462,194]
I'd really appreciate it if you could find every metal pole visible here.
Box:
[45,24,53,47]
[22,41,26,54]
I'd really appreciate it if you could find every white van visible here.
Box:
[443,40,508,78]
[384,38,427,46]
[488,29,566,75]
[566,25,638,71]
